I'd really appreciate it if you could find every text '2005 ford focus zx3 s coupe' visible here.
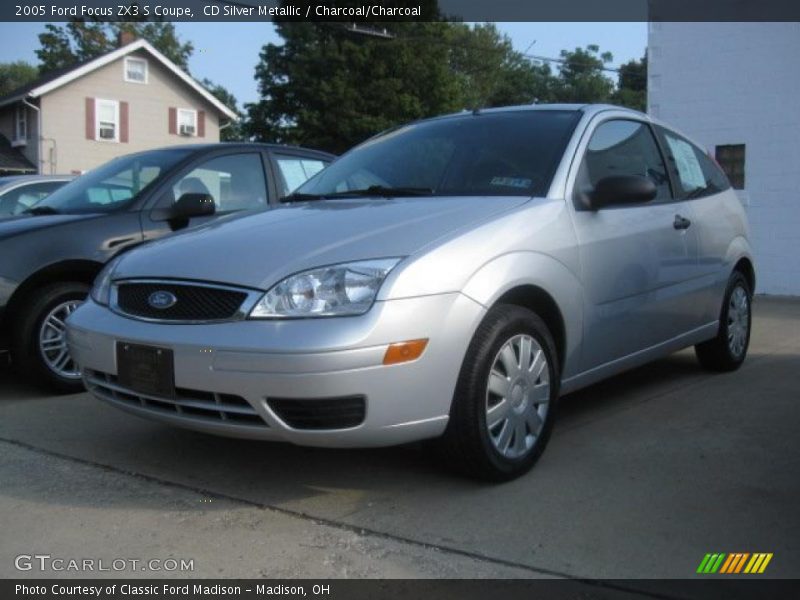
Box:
[67,104,755,481]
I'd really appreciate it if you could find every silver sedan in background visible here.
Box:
[67,104,754,481]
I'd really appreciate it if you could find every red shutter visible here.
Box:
[168,107,177,135]
[85,97,95,140]
[197,110,206,138]
[120,101,129,143]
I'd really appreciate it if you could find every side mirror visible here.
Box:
[171,192,216,219]
[585,175,657,210]
[151,192,215,229]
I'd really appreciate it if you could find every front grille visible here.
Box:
[115,282,249,321]
[267,396,366,430]
[85,369,268,428]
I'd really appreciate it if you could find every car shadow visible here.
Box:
[0,348,723,513]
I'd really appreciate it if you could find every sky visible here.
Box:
[0,22,646,106]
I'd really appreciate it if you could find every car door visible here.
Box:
[143,150,271,242]
[653,125,737,326]
[569,117,701,370]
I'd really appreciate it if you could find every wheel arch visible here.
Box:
[493,285,567,373]
[461,252,584,379]
[733,256,756,294]
[4,260,103,332]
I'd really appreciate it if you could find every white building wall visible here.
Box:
[648,22,800,295]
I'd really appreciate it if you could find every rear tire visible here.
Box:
[11,282,89,394]
[694,271,752,372]
[436,304,560,482]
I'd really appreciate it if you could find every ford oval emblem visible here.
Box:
[148,291,177,310]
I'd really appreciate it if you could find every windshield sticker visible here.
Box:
[490,176,532,189]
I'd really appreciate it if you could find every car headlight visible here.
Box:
[249,258,401,318]
[90,256,122,305]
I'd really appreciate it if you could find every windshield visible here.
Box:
[35,149,192,214]
[295,110,580,199]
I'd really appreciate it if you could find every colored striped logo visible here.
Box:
[697,553,773,574]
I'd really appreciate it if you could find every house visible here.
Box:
[0,34,238,175]
[0,132,36,176]
[648,22,800,296]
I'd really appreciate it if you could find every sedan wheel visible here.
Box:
[11,281,89,394]
[39,299,83,379]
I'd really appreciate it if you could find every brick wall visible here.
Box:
[648,22,800,295]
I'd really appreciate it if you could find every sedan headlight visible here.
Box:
[249,258,401,318]
[90,256,122,305]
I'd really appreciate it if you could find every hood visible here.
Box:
[0,213,101,241]
[115,196,529,290]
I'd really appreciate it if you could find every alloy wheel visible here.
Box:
[38,300,82,379]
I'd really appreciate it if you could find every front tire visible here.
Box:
[437,305,560,482]
[11,282,89,394]
[694,271,752,372]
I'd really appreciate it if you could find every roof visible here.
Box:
[115,142,336,160]
[0,174,73,188]
[0,39,238,121]
[439,103,647,119]
[0,135,36,173]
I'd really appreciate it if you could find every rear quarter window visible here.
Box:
[655,126,730,199]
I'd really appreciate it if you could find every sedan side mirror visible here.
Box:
[586,175,657,210]
[151,193,216,229]
[172,192,216,219]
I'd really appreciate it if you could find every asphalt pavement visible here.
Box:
[0,296,797,582]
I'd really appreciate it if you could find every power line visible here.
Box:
[334,23,645,80]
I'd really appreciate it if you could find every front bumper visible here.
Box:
[67,293,486,447]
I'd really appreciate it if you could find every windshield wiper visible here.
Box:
[282,186,434,203]
[346,185,434,197]
[23,206,60,215]
[281,192,326,202]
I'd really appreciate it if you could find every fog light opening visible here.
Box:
[383,339,428,365]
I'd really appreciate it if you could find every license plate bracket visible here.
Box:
[116,342,175,398]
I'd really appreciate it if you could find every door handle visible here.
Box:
[673,214,692,230]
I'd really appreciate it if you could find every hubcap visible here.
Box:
[485,334,550,459]
[727,285,750,358]
[39,300,82,379]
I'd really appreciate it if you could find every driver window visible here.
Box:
[171,153,267,212]
[576,120,672,202]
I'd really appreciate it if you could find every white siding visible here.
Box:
[648,23,800,295]
[39,49,221,175]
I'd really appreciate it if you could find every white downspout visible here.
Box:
[22,97,43,174]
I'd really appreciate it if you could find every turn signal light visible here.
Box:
[383,339,428,365]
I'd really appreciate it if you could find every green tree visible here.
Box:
[36,24,75,74]
[36,21,193,74]
[247,17,559,153]
[446,23,556,108]
[247,20,463,153]
[201,78,245,141]
[553,44,615,103]
[0,61,39,96]
[612,53,647,111]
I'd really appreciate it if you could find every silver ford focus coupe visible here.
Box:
[67,104,754,480]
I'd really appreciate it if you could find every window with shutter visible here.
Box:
[177,108,197,136]
[95,99,120,142]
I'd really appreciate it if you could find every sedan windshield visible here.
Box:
[294,110,580,199]
[33,149,192,214]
